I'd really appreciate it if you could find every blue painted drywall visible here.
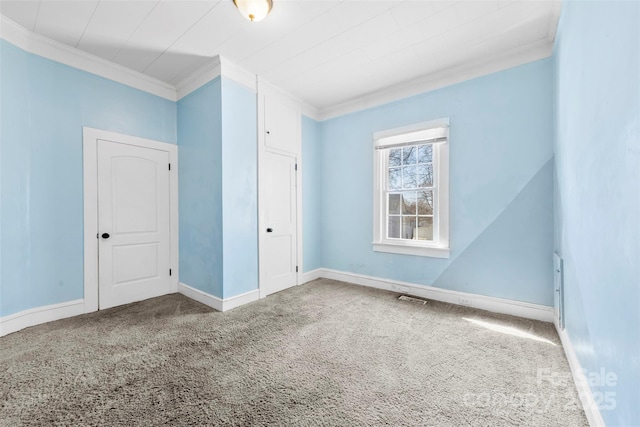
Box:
[317,59,554,306]
[301,116,322,272]
[177,77,258,299]
[0,39,255,311]
[553,1,640,425]
[0,39,177,318]
[177,79,224,298]
[220,77,258,297]
[434,159,554,302]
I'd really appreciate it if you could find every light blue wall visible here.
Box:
[220,78,258,297]
[177,77,258,299]
[301,115,322,272]
[553,1,640,425]
[317,59,554,306]
[177,79,224,298]
[0,39,256,311]
[0,40,176,317]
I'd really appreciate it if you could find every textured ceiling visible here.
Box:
[0,0,561,109]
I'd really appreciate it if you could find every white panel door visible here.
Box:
[97,140,171,309]
[264,96,300,154]
[262,151,297,296]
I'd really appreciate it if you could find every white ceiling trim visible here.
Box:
[220,57,257,93]
[547,0,563,43]
[0,15,177,101]
[317,40,554,122]
[301,102,321,122]
[1,13,558,124]
[174,55,258,101]
[174,56,222,101]
[257,75,320,122]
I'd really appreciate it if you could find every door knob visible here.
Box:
[101,233,110,239]
[266,228,273,233]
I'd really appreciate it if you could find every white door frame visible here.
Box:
[257,79,303,299]
[82,127,179,313]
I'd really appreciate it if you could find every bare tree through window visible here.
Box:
[387,143,435,241]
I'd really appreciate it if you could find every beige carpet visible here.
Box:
[0,279,588,426]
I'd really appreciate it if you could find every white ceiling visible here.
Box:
[0,0,561,111]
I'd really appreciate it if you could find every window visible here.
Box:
[372,119,450,258]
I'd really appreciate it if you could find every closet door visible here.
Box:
[264,96,300,153]
[258,84,302,297]
[261,151,298,296]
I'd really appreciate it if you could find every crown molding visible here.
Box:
[174,55,258,100]
[257,76,300,104]
[257,75,317,121]
[0,13,30,47]
[0,15,177,101]
[174,56,222,100]
[547,0,563,43]
[316,39,554,122]
[220,55,257,92]
[301,102,321,122]
[2,12,557,124]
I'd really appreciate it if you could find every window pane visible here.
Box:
[388,193,401,215]
[417,163,433,187]
[389,148,402,167]
[402,146,416,165]
[417,217,434,241]
[402,216,417,239]
[402,192,417,215]
[388,168,401,190]
[418,144,433,163]
[418,190,434,215]
[402,166,417,189]
[388,216,401,238]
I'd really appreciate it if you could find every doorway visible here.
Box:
[257,81,302,298]
[83,128,178,312]
[261,150,298,296]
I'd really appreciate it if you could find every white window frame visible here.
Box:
[372,118,450,258]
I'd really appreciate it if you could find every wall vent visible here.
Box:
[554,252,565,330]
[398,295,429,305]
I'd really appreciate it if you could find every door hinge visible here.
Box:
[168,163,171,170]
[169,268,172,276]
[296,266,298,273]
[295,163,298,171]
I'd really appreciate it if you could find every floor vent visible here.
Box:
[398,295,429,305]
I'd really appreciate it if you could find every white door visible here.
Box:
[264,96,300,153]
[97,140,171,309]
[262,151,297,295]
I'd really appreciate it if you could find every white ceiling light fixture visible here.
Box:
[233,0,273,22]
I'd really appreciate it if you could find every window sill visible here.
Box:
[372,242,450,259]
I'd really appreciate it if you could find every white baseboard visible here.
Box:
[313,268,554,323]
[222,288,261,311]
[300,268,323,285]
[556,326,606,427]
[178,282,223,311]
[0,284,260,337]
[0,299,85,337]
[178,282,259,312]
